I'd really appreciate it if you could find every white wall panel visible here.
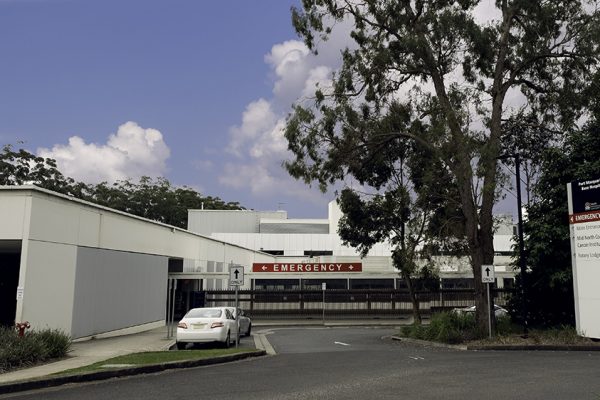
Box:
[28,196,80,244]
[19,240,77,333]
[0,194,28,239]
[77,209,101,248]
[71,248,167,339]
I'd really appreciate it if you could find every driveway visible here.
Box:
[4,326,600,400]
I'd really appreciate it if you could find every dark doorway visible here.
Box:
[0,252,21,326]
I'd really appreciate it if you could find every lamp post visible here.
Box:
[499,153,528,337]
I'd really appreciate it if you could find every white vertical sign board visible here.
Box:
[229,265,244,286]
[481,264,495,283]
[568,177,600,339]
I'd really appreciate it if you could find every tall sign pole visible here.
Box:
[322,282,326,324]
[166,279,172,338]
[498,153,528,336]
[170,279,177,338]
[482,264,495,339]
[229,264,244,348]
[514,153,528,337]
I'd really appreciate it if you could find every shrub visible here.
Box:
[0,327,71,373]
[495,315,518,336]
[37,329,72,359]
[401,312,486,344]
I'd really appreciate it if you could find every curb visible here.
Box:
[0,350,266,395]
[466,344,600,351]
[391,336,600,352]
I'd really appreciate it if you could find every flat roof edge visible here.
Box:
[0,185,268,254]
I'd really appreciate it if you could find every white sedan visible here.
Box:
[452,305,509,318]
[227,307,252,337]
[176,307,238,349]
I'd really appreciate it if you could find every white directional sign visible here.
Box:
[481,264,495,283]
[229,265,244,286]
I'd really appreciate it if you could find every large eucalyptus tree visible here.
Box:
[284,0,600,331]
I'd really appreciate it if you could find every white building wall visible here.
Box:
[1,186,274,338]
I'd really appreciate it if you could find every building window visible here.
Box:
[303,250,333,257]
[254,279,300,290]
[396,278,440,291]
[441,278,475,289]
[261,250,284,256]
[168,258,183,273]
[350,279,394,289]
[301,279,347,290]
[503,278,515,289]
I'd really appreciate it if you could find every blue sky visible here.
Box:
[0,0,520,220]
[0,0,344,218]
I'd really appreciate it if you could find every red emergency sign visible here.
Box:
[252,263,362,273]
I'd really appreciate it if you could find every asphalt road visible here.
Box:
[4,327,600,400]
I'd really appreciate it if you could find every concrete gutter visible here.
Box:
[0,350,266,395]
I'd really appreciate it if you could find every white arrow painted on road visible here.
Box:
[334,341,350,346]
[409,356,425,360]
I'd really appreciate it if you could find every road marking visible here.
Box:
[409,356,425,360]
[253,333,276,355]
[334,341,350,346]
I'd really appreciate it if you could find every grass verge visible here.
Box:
[55,348,254,376]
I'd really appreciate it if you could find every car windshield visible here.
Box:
[185,309,222,318]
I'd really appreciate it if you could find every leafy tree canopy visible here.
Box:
[0,145,243,229]
[509,114,600,327]
[285,0,600,329]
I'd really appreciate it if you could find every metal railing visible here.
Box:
[201,289,514,320]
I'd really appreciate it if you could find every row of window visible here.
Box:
[252,278,514,290]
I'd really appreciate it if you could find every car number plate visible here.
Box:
[192,323,206,329]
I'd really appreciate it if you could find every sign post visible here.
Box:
[229,265,244,348]
[482,264,495,339]
[166,278,178,339]
[322,282,326,324]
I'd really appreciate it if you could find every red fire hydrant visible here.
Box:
[15,321,31,337]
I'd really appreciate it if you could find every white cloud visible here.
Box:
[218,162,328,208]
[265,40,312,102]
[219,15,360,212]
[38,121,170,183]
[227,98,278,157]
[222,32,346,201]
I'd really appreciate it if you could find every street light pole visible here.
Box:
[514,153,528,337]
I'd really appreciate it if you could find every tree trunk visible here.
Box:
[404,272,422,325]
[470,209,497,335]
